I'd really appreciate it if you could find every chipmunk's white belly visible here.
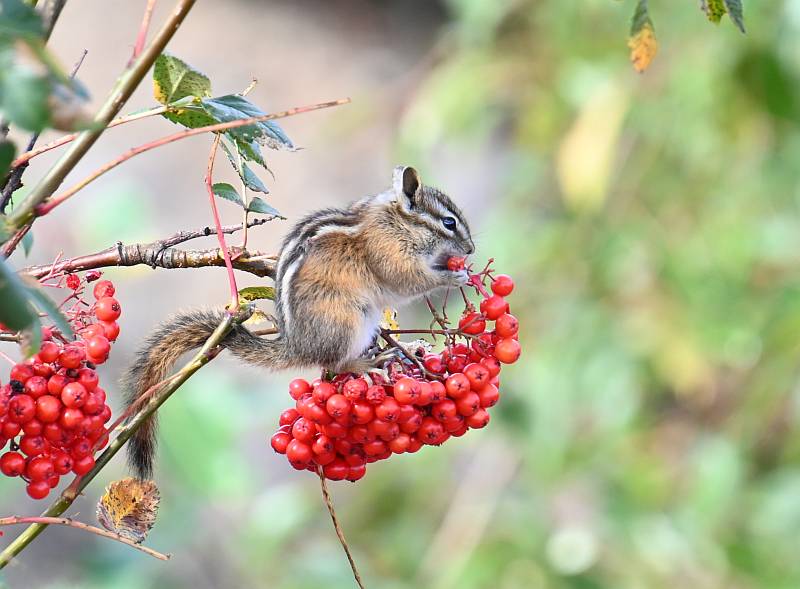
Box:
[348,306,382,360]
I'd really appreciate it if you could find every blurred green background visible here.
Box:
[4,0,800,587]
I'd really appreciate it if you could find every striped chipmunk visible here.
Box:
[122,165,475,478]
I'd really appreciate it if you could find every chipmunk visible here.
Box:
[122,166,475,478]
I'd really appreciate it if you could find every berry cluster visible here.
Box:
[270,262,520,481]
[0,278,121,499]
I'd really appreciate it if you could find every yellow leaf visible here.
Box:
[97,478,160,544]
[628,24,658,73]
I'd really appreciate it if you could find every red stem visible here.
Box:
[130,0,157,65]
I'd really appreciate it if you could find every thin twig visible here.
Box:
[0,516,169,561]
[317,466,366,589]
[1,225,31,259]
[0,333,20,343]
[21,219,278,279]
[130,0,157,65]
[4,0,197,233]
[33,97,350,217]
[204,133,238,308]
[0,310,245,569]
[380,329,431,376]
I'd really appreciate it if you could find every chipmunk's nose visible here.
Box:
[464,239,475,256]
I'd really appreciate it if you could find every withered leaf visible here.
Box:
[97,478,160,544]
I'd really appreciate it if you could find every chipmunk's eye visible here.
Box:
[442,216,457,231]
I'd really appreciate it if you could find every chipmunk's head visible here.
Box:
[388,165,475,269]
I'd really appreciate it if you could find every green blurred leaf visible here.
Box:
[0,0,43,39]
[0,258,37,331]
[0,66,50,131]
[238,286,275,301]
[724,0,745,33]
[629,0,652,36]
[20,230,32,256]
[25,285,74,339]
[247,196,281,216]
[153,53,212,105]
[212,182,244,207]
[0,139,15,179]
[240,162,268,194]
[701,0,727,23]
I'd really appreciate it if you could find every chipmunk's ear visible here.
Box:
[393,166,421,205]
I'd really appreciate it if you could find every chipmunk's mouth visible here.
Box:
[431,251,469,272]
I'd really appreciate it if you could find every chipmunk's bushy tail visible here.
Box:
[122,309,291,479]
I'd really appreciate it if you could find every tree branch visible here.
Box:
[21,220,278,280]
[0,516,170,561]
[3,0,197,233]
[0,309,245,569]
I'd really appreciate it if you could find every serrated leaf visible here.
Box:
[247,196,281,217]
[20,230,32,256]
[723,0,746,33]
[153,53,211,105]
[628,1,657,73]
[238,286,275,301]
[701,0,727,24]
[0,139,15,179]
[0,259,38,331]
[212,182,244,207]
[0,0,43,39]
[97,478,160,544]
[26,285,74,339]
[241,162,268,194]
[0,67,50,131]
[201,94,294,150]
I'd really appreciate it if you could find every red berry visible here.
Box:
[279,408,300,426]
[314,451,336,466]
[423,354,444,374]
[491,275,514,296]
[0,451,26,476]
[291,418,316,443]
[51,451,74,475]
[463,363,491,390]
[99,321,120,342]
[60,407,84,429]
[92,280,115,300]
[480,295,508,321]
[71,455,95,475]
[346,464,367,482]
[47,374,70,396]
[445,373,471,399]
[447,256,466,271]
[477,384,500,408]
[1,420,21,438]
[388,433,411,454]
[61,382,87,408]
[456,392,481,417]
[286,439,312,468]
[271,432,291,454]
[26,480,51,499]
[86,336,110,360]
[375,398,401,422]
[323,459,349,481]
[22,418,43,436]
[466,409,490,429]
[77,368,99,391]
[363,439,388,456]
[480,356,501,377]
[312,435,334,455]
[459,312,486,335]
[393,378,421,405]
[325,394,350,419]
[9,395,36,423]
[288,378,311,400]
[429,381,446,403]
[342,378,368,401]
[494,338,521,364]
[312,382,336,404]
[38,341,60,363]
[365,385,386,405]
[495,313,519,338]
[418,418,445,445]
[19,435,47,457]
[10,364,34,383]
[65,274,81,290]
[58,347,85,370]
[432,400,458,422]
[350,401,374,425]
[70,437,92,459]
[95,297,121,321]
[27,456,55,481]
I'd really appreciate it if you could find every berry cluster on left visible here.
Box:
[0,276,121,500]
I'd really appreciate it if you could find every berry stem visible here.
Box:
[204,134,240,309]
[317,466,366,589]
[0,517,169,561]
[31,97,351,219]
[129,0,157,66]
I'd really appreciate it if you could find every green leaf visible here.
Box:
[723,0,746,33]
[247,196,281,217]
[0,258,38,331]
[629,0,652,36]
[0,139,15,179]
[212,182,244,207]
[21,315,41,357]
[241,162,268,194]
[238,286,275,301]
[20,230,32,256]
[153,53,212,105]
[0,0,43,39]
[26,285,74,339]
[201,94,294,150]
[0,67,50,131]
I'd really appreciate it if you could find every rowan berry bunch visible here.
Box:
[0,276,122,499]
[270,259,521,481]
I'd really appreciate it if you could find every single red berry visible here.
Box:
[279,408,300,426]
[313,450,336,466]
[92,280,115,300]
[363,439,388,456]
[459,312,486,335]
[423,354,445,374]
[343,378,368,401]
[388,433,411,454]
[60,407,85,429]
[80,324,105,340]
[43,423,68,445]
[365,385,386,405]
[1,420,21,438]
[325,394,351,419]
[26,456,55,481]
[432,400,458,422]
[71,455,95,475]
[456,392,481,417]
[346,464,367,482]
[480,356,501,377]
[77,368,99,391]
[491,275,514,296]
[464,363,491,390]
[286,439,313,468]
[291,418,316,443]
[47,475,60,488]
[58,347,85,370]
[416,381,433,406]
[51,451,74,475]
[494,338,521,364]
[446,354,468,374]
[477,383,500,408]
[312,435,334,455]
[350,401,374,425]
[447,256,466,271]
[312,382,336,404]
[429,381,446,403]
[445,373,471,399]
[393,378,421,405]
[22,418,43,436]
[26,480,51,500]
[418,418,445,445]
[61,382,87,408]
[323,459,349,481]
[65,274,81,290]
[0,451,26,476]
[495,313,519,338]
[99,321,120,342]
[38,341,60,364]
[47,373,70,396]
[10,364,34,383]
[270,431,291,454]
[466,409,491,428]
[19,435,47,457]
[94,297,121,321]
[349,425,373,444]
[82,393,104,416]
[70,437,93,459]
[375,397,401,422]
[320,421,348,439]
[85,336,110,361]
[288,378,312,400]
[9,395,36,424]
[480,295,508,320]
